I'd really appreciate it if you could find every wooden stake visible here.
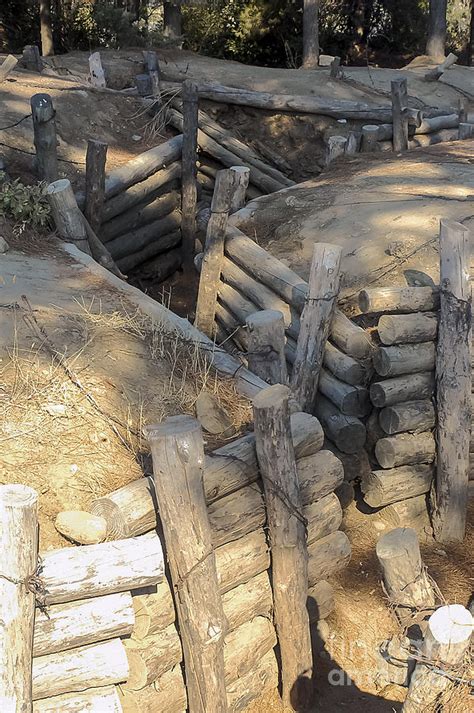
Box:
[84,139,108,235]
[229,166,250,213]
[253,384,313,709]
[22,45,43,73]
[46,179,92,255]
[195,169,235,337]
[0,484,38,712]
[181,80,199,274]
[89,52,106,88]
[361,125,379,152]
[291,243,342,411]
[391,78,409,152]
[431,219,471,542]
[325,135,347,164]
[143,51,161,101]
[245,309,288,385]
[146,416,228,713]
[31,93,58,183]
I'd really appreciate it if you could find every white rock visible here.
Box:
[55,510,107,544]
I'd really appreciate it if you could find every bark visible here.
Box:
[39,0,54,56]
[426,0,447,59]
[362,464,434,507]
[302,0,320,69]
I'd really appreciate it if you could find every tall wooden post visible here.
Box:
[143,50,161,102]
[146,416,228,713]
[0,484,39,712]
[89,52,106,88]
[46,179,92,255]
[194,169,235,337]
[391,78,409,153]
[302,0,319,69]
[31,93,58,183]
[253,385,313,709]
[290,243,342,412]
[39,0,54,56]
[85,139,108,235]
[181,80,199,274]
[245,309,288,385]
[431,219,471,542]
[229,166,250,214]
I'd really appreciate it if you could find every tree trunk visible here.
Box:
[302,0,319,69]
[39,0,54,56]
[163,2,182,41]
[426,0,448,60]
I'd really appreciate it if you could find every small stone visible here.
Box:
[44,403,67,417]
[132,134,142,141]
[55,510,107,544]
[195,391,234,435]
[0,236,10,253]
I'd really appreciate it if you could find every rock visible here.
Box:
[195,391,234,435]
[0,236,10,253]
[55,510,107,544]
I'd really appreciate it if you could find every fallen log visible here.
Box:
[330,308,373,359]
[379,399,436,435]
[424,53,457,82]
[359,286,439,314]
[116,232,181,273]
[39,533,164,604]
[0,54,18,83]
[415,113,459,134]
[314,394,366,453]
[361,464,434,507]
[378,494,428,529]
[104,135,183,199]
[323,341,368,386]
[106,210,181,261]
[307,530,351,585]
[318,367,370,417]
[101,191,180,242]
[33,591,135,656]
[377,312,438,345]
[374,342,436,377]
[32,639,129,700]
[370,372,435,408]
[33,687,122,713]
[408,127,459,148]
[375,432,436,469]
[101,165,181,222]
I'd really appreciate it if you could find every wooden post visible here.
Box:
[22,45,43,73]
[135,73,152,96]
[145,416,228,713]
[229,166,250,213]
[253,385,313,709]
[89,52,106,88]
[245,309,288,385]
[31,93,58,183]
[459,122,474,139]
[391,78,409,152]
[0,484,39,711]
[403,605,473,712]
[181,80,199,274]
[84,139,108,235]
[46,179,92,255]
[329,57,341,78]
[325,135,347,164]
[458,97,468,123]
[194,169,235,337]
[290,243,342,412]
[39,0,54,56]
[143,50,161,101]
[431,219,471,543]
[361,125,380,152]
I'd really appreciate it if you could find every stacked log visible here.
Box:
[360,288,438,527]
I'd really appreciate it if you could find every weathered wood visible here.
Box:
[0,485,38,712]
[424,52,458,81]
[416,113,459,134]
[229,166,250,213]
[459,122,474,139]
[102,191,180,242]
[375,432,436,469]
[330,308,373,359]
[132,582,175,640]
[345,131,361,154]
[305,492,343,544]
[32,639,129,700]
[143,50,161,100]
[359,286,439,313]
[323,341,367,385]
[31,93,58,183]
[84,215,127,278]
[362,464,434,507]
[208,484,265,547]
[22,45,43,73]
[408,127,460,148]
[361,125,379,152]
[220,571,273,632]
[314,393,366,453]
[291,243,342,411]
[378,312,438,345]
[89,52,106,88]
[297,450,344,501]
[106,210,181,261]
[307,530,351,586]
[119,666,186,713]
[378,494,428,529]
[326,135,347,163]
[224,616,277,686]
[330,57,342,78]
[370,372,435,408]
[124,624,182,690]
[39,533,164,604]
[135,247,182,281]
[46,179,91,255]
[116,232,181,274]
[226,649,277,712]
[33,686,122,713]
[146,416,228,713]
[318,367,370,416]
[432,219,471,543]
[181,80,199,273]
[215,529,270,595]
[0,55,18,83]
[246,310,288,385]
[102,163,181,221]
[379,399,436,435]
[135,73,152,96]
[195,169,235,337]
[104,135,183,199]
[84,139,108,234]
[403,605,473,712]
[253,384,313,708]
[374,342,436,377]
[391,79,409,152]
[324,439,371,482]
[33,592,134,657]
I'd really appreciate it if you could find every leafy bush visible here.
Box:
[0,176,51,231]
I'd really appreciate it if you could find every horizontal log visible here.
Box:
[318,367,370,416]
[221,570,274,633]
[314,394,366,453]
[124,624,182,690]
[101,191,180,242]
[296,450,344,501]
[227,649,277,712]
[374,342,436,377]
[361,464,434,507]
[208,483,265,547]
[33,639,129,700]
[102,165,181,222]
[33,591,134,657]
[377,312,438,345]
[224,616,277,685]
[370,372,435,408]
[116,232,181,273]
[305,492,343,544]
[119,666,186,713]
[379,399,436,435]
[33,687,122,712]
[375,432,436,469]
[107,210,181,261]
[39,533,164,604]
[132,582,175,640]
[129,247,182,281]
[323,341,368,385]
[104,135,183,199]
[216,528,269,595]
[415,113,459,134]
[359,286,439,313]
[324,439,372,482]
[330,309,373,359]
[408,127,459,148]
[378,494,428,529]
[307,530,351,585]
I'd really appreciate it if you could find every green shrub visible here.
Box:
[0,176,51,231]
